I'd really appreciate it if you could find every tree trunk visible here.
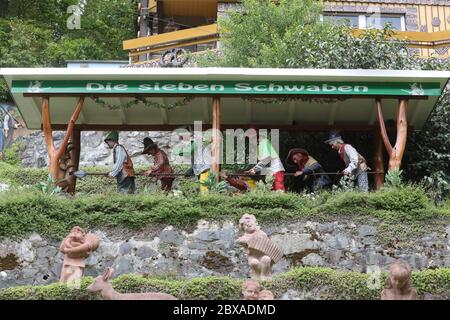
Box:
[66,128,81,194]
[42,96,84,191]
[373,130,385,189]
[376,98,408,171]
[212,96,221,181]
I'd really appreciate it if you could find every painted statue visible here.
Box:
[259,290,274,300]
[142,137,175,192]
[286,148,332,193]
[87,268,178,300]
[325,130,370,192]
[242,280,275,300]
[242,280,261,301]
[104,131,136,194]
[244,129,285,192]
[381,260,418,300]
[59,226,100,284]
[237,214,283,281]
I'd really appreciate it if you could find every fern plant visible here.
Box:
[199,172,229,194]
[333,174,356,192]
[253,175,275,194]
[35,174,62,195]
[385,169,404,188]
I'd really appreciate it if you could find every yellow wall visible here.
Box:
[325,1,450,58]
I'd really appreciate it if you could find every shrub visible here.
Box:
[316,186,432,216]
[384,169,404,188]
[0,141,25,166]
[0,185,448,240]
[1,267,449,300]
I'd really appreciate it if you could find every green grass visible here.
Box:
[1,267,449,300]
[0,184,448,240]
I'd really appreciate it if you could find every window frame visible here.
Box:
[321,12,406,31]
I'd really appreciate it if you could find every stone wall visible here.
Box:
[20,131,183,168]
[1,219,449,288]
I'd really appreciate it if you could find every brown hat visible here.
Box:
[142,137,157,154]
[286,148,309,165]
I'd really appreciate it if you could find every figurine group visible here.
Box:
[242,280,274,300]
[59,217,417,300]
[102,129,370,194]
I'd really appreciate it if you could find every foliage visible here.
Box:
[318,186,432,217]
[44,38,105,67]
[333,175,356,192]
[35,174,62,196]
[199,172,229,194]
[1,267,450,300]
[418,171,450,203]
[0,185,447,239]
[0,164,190,195]
[197,0,448,71]
[384,169,404,188]
[253,175,275,194]
[0,20,53,68]
[0,0,139,101]
[0,141,25,166]
[407,89,450,188]
[4,0,78,38]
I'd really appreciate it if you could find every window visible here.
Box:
[322,12,405,31]
[323,14,359,28]
[366,15,403,30]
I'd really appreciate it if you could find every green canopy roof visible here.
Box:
[1,67,448,130]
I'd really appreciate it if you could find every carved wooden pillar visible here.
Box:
[42,96,84,189]
[376,98,408,171]
[373,130,384,190]
[212,96,221,180]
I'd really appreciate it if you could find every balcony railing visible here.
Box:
[124,25,450,63]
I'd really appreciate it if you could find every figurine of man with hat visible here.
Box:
[325,131,369,192]
[104,131,136,193]
[286,148,331,193]
[142,137,175,192]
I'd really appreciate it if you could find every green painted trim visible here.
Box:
[12,80,442,96]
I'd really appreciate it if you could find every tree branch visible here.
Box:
[56,97,85,159]
[42,96,55,156]
[376,98,393,155]
[393,98,408,157]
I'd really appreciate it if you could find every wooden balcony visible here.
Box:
[124,25,450,63]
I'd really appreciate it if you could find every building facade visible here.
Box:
[124,0,450,63]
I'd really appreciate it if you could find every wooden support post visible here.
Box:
[376,98,409,171]
[42,96,85,190]
[212,96,221,180]
[373,130,384,190]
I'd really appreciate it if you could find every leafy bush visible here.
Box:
[419,171,450,203]
[0,185,448,240]
[384,169,404,188]
[0,141,25,166]
[316,186,434,217]
[1,267,450,300]
[35,174,62,195]
[199,172,229,194]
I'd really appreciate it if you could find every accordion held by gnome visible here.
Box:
[247,233,284,263]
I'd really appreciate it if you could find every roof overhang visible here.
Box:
[1,68,448,131]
